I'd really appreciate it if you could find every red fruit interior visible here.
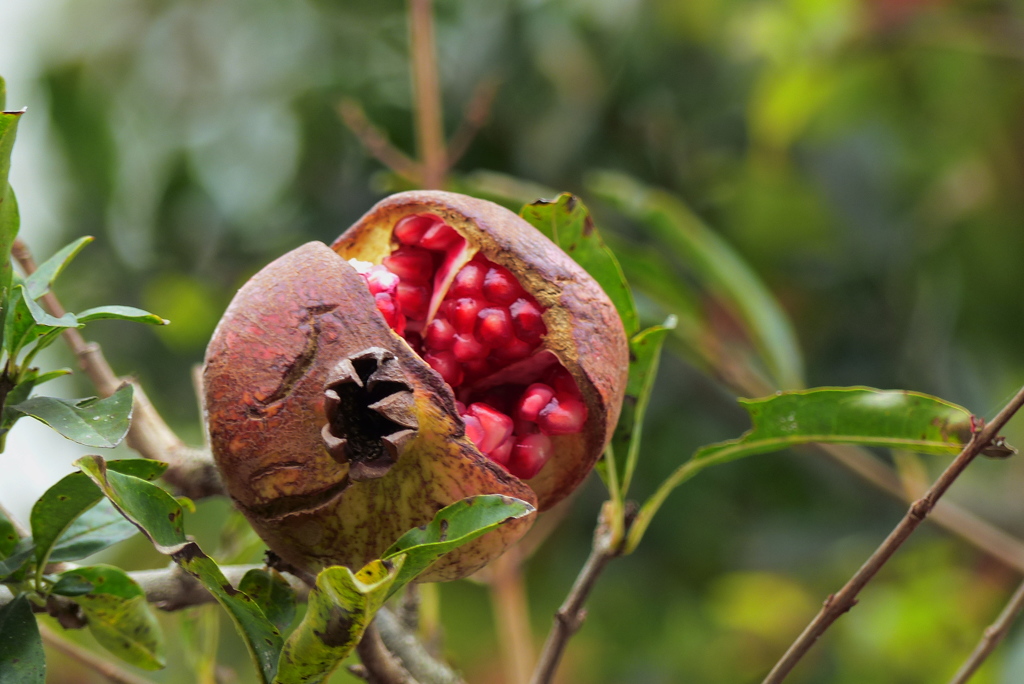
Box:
[351,213,588,481]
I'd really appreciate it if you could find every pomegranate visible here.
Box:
[204,191,628,581]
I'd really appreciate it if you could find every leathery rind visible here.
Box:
[204,191,628,581]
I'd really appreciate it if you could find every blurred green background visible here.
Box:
[5,0,1024,682]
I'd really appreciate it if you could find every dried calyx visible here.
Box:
[204,191,628,580]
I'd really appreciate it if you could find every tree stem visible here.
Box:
[948,577,1024,684]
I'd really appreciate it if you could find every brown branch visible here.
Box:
[761,383,1024,684]
[948,577,1024,683]
[375,607,466,684]
[530,519,621,684]
[357,621,420,684]
[446,76,500,170]
[408,0,446,189]
[40,623,159,684]
[10,239,224,499]
[337,99,422,183]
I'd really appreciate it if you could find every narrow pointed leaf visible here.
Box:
[520,193,639,337]
[58,565,165,670]
[75,306,167,326]
[24,237,93,299]
[0,108,25,295]
[274,559,401,684]
[0,594,44,684]
[626,387,1009,552]
[381,495,534,598]
[10,384,133,448]
[588,171,804,390]
[75,455,283,683]
[610,320,675,497]
[240,569,297,633]
[4,285,79,358]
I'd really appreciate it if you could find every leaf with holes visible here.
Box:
[10,384,133,448]
[274,558,401,684]
[75,455,283,683]
[0,595,44,684]
[58,565,165,670]
[381,495,534,598]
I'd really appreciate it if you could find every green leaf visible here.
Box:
[47,500,142,563]
[0,542,33,580]
[520,193,640,337]
[75,455,283,683]
[31,459,166,576]
[588,171,805,391]
[0,594,44,684]
[75,306,167,326]
[24,237,93,299]
[0,108,25,297]
[625,387,1004,552]
[240,569,297,633]
[3,285,79,359]
[49,574,95,597]
[381,495,535,598]
[608,320,675,498]
[0,506,17,561]
[58,565,164,670]
[10,384,134,448]
[274,559,402,684]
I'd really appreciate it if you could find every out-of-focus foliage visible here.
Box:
[8,0,1024,681]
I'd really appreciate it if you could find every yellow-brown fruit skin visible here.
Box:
[204,241,536,581]
[333,190,629,510]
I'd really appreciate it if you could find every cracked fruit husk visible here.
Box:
[204,191,629,581]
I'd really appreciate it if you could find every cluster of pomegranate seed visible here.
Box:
[351,213,588,480]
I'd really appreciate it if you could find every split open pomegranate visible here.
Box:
[204,191,628,580]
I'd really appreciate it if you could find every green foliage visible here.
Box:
[240,569,297,633]
[0,107,23,300]
[589,172,805,392]
[57,565,165,670]
[0,595,44,684]
[625,387,1003,552]
[274,560,401,684]
[9,384,134,448]
[0,507,16,561]
[75,454,284,683]
[381,495,535,598]
[24,236,92,299]
[520,193,639,337]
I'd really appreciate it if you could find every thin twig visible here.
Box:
[10,239,223,499]
[408,0,446,189]
[488,552,534,684]
[357,621,420,684]
[530,523,620,684]
[337,99,422,183]
[948,578,1024,683]
[40,623,158,684]
[761,383,1024,684]
[446,76,500,169]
